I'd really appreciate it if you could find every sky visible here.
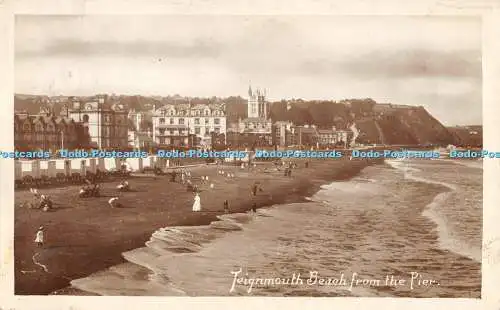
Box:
[15,15,482,125]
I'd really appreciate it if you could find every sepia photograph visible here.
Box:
[11,14,484,298]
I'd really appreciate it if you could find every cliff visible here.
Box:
[270,99,458,146]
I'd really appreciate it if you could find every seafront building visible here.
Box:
[62,95,129,150]
[128,131,154,151]
[295,125,318,147]
[272,121,295,147]
[13,88,356,152]
[152,102,227,148]
[128,109,154,151]
[316,127,349,147]
[14,107,90,152]
[270,122,350,148]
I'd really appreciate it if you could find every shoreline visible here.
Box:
[65,157,482,297]
[15,158,382,295]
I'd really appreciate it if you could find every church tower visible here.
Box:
[247,85,258,118]
[247,85,268,119]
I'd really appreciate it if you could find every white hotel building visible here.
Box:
[152,102,226,147]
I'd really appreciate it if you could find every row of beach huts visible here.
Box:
[16,157,156,181]
[14,153,251,182]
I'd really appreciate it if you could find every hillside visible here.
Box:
[447,125,483,147]
[14,95,480,147]
[270,99,458,146]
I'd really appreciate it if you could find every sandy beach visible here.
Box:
[14,157,381,295]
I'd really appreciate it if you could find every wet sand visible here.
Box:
[14,157,381,295]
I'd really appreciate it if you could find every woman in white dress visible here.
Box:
[34,226,44,247]
[192,193,201,212]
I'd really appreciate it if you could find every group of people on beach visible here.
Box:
[77,177,131,208]
[191,173,261,215]
[79,179,101,198]
[170,169,208,193]
[170,168,191,183]
[32,158,304,248]
[190,174,218,212]
[190,163,245,214]
[282,161,301,177]
[218,170,235,178]
[108,180,133,208]
[29,188,53,211]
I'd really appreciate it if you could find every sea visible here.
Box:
[69,158,482,298]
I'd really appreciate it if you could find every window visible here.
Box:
[159,128,165,134]
[214,118,220,125]
[179,118,184,125]
[160,137,165,144]
[170,118,174,124]
[205,118,209,125]
[214,127,220,134]
[195,118,200,125]
[170,129,175,135]
[83,114,90,122]
[160,118,165,124]
[195,127,200,134]
[205,110,209,116]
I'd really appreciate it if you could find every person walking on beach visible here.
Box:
[192,193,201,212]
[34,226,44,247]
[251,183,258,196]
[252,203,257,213]
[224,200,229,213]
